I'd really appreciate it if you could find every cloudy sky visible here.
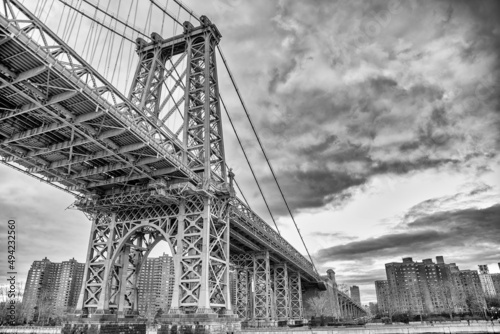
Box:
[1,0,499,304]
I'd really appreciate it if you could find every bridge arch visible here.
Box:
[106,221,177,316]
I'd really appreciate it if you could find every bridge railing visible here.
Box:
[337,290,366,311]
[230,197,318,281]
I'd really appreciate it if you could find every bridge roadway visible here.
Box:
[0,0,318,284]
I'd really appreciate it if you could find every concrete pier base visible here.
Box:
[156,314,241,334]
[61,318,146,334]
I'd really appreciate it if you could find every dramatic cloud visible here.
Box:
[315,203,500,265]
[200,0,500,217]
[0,167,90,282]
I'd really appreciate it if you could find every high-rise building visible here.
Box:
[477,265,497,297]
[375,280,391,315]
[381,256,486,315]
[23,258,85,320]
[385,257,425,315]
[478,265,489,274]
[349,285,361,305]
[23,257,52,317]
[491,274,500,296]
[137,253,175,322]
[52,259,85,312]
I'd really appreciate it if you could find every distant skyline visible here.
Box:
[1,0,499,305]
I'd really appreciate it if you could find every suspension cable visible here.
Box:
[220,96,280,235]
[149,0,182,26]
[171,0,199,21]
[218,46,318,275]
[77,0,148,38]
[171,0,318,275]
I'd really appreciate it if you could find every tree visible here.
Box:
[465,293,485,316]
[337,284,350,295]
[305,292,329,317]
[154,308,164,324]
[485,296,500,308]
[436,279,456,319]
[37,289,54,325]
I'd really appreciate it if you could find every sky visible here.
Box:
[1,0,499,305]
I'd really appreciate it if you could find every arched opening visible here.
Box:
[105,224,176,319]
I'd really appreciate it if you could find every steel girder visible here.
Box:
[129,17,226,187]
[230,253,253,319]
[183,18,226,184]
[231,253,304,321]
[230,198,317,282]
[273,264,289,320]
[0,0,200,194]
[253,251,271,320]
[75,194,232,316]
[289,272,303,319]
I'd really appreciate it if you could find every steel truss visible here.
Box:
[273,264,289,319]
[230,253,304,321]
[230,253,253,319]
[76,193,232,315]
[289,272,303,319]
[129,16,226,186]
[253,251,271,320]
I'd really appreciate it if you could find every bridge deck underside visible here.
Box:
[0,24,189,195]
[0,7,319,285]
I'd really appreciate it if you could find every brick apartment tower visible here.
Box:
[383,256,486,316]
[23,258,85,321]
[137,253,175,322]
[374,280,391,315]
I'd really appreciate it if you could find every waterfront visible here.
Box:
[0,323,499,334]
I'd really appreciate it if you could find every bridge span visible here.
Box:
[0,0,365,331]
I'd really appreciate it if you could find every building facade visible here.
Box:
[378,256,486,316]
[491,274,500,297]
[477,265,498,297]
[23,258,85,320]
[374,280,391,315]
[137,253,175,322]
[350,286,361,305]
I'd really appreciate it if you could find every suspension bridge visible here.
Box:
[0,0,365,332]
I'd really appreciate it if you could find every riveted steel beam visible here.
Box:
[5,128,127,163]
[29,142,146,174]
[0,109,104,145]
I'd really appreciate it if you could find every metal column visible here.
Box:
[253,251,271,319]
[289,271,303,319]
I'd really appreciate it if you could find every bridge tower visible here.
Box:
[73,17,236,327]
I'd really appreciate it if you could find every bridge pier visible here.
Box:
[230,252,304,326]
[253,251,271,321]
[273,263,289,320]
[289,272,303,320]
[70,194,238,334]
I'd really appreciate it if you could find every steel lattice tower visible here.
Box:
[74,17,233,317]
